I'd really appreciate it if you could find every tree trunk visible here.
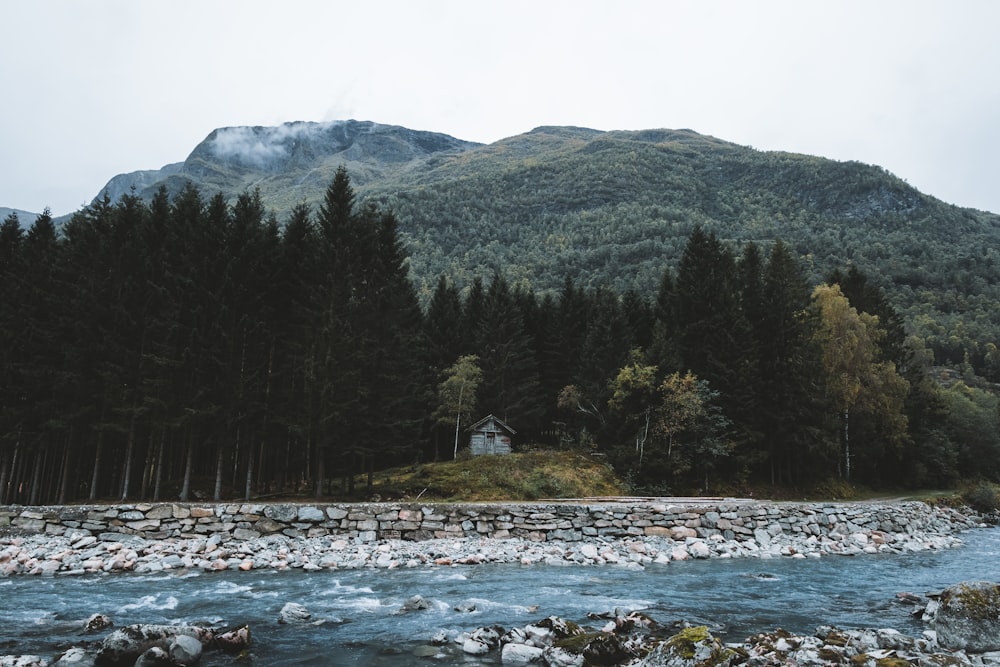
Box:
[244,439,255,501]
[314,438,324,500]
[120,412,138,501]
[842,408,851,482]
[28,445,44,505]
[140,431,154,500]
[8,437,23,504]
[0,446,9,505]
[180,431,195,502]
[57,437,72,505]
[153,427,166,502]
[452,381,465,460]
[214,444,224,501]
[90,432,104,501]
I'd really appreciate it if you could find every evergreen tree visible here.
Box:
[674,227,756,450]
[756,240,824,484]
[475,273,544,434]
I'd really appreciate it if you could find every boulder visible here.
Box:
[932,581,1000,652]
[401,595,431,612]
[132,647,171,667]
[0,657,49,667]
[638,626,735,667]
[167,635,202,666]
[84,614,113,633]
[501,642,544,664]
[214,625,251,653]
[541,646,585,667]
[96,625,213,666]
[278,602,312,624]
[462,638,490,655]
[51,647,95,666]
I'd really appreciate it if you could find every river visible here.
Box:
[1,528,997,665]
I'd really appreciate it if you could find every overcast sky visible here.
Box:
[2,0,999,217]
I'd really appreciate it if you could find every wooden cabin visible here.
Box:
[468,414,516,456]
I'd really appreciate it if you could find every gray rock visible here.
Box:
[541,646,585,667]
[51,647,95,666]
[168,634,202,666]
[83,613,113,633]
[462,638,490,655]
[0,657,49,667]
[297,506,325,522]
[933,581,1000,652]
[214,625,251,653]
[278,602,312,624]
[96,625,213,666]
[501,642,544,664]
[132,646,171,667]
[401,595,431,612]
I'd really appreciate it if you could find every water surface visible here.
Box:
[2,529,997,665]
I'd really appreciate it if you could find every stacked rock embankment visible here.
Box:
[0,499,981,576]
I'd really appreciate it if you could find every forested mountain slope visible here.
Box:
[96,121,1000,374]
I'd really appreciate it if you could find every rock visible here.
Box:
[411,645,441,658]
[51,647,94,666]
[501,642,544,663]
[297,506,325,523]
[541,646,585,667]
[84,613,113,633]
[470,625,504,648]
[933,581,1000,652]
[0,657,49,667]
[278,602,312,624]
[687,541,711,559]
[462,638,490,655]
[401,595,431,612]
[638,626,734,667]
[454,600,478,613]
[132,647,171,667]
[96,625,213,666]
[168,635,202,666]
[214,625,251,653]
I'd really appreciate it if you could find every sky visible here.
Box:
[2,0,999,218]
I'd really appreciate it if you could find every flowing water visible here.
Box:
[2,529,998,665]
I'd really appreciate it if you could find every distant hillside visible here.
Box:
[0,207,42,226]
[91,120,1000,372]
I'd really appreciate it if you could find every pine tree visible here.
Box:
[475,273,544,434]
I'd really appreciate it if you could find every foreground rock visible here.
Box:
[96,625,214,666]
[0,621,253,667]
[447,614,1000,667]
[931,581,1000,652]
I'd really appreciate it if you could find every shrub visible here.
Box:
[962,483,1000,513]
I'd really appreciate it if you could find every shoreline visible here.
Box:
[0,499,986,577]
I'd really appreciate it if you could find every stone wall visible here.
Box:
[0,499,977,545]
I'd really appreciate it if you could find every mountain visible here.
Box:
[0,206,44,225]
[98,119,482,210]
[92,120,1000,371]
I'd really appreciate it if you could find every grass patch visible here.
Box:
[353,450,625,502]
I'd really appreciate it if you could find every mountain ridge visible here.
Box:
[9,119,1000,372]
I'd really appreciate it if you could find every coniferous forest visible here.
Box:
[2,167,999,505]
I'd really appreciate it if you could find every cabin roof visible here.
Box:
[467,413,517,435]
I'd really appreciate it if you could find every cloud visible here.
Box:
[207,121,351,169]
[208,127,289,168]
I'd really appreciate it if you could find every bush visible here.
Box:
[962,483,1000,513]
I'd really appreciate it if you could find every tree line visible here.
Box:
[2,168,998,504]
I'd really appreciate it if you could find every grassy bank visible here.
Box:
[355,450,626,502]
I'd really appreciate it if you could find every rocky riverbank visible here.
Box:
[0,499,985,576]
[4,583,999,666]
